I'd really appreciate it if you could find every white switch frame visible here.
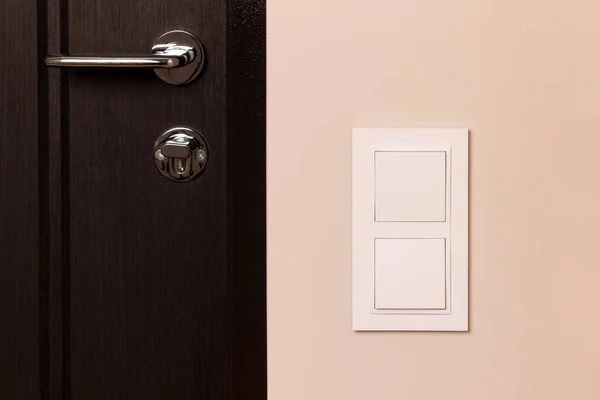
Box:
[352,128,469,331]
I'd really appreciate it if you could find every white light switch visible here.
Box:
[352,129,468,332]
[375,152,446,222]
[375,238,446,310]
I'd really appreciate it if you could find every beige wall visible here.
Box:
[267,1,600,399]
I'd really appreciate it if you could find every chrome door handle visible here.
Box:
[45,30,205,86]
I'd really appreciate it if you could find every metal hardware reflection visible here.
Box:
[45,30,205,85]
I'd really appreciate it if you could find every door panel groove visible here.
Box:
[59,65,71,400]
[47,0,71,399]
[38,0,50,398]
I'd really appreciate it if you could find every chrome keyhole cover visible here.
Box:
[153,126,209,182]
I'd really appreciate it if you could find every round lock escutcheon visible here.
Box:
[153,127,208,182]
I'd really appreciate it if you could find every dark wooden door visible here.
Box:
[0,0,266,399]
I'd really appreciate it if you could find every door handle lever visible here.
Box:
[45,30,205,86]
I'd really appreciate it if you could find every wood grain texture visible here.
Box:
[0,0,40,399]
[66,0,228,398]
[63,0,265,398]
[0,0,265,398]
[46,0,69,399]
[227,0,267,398]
